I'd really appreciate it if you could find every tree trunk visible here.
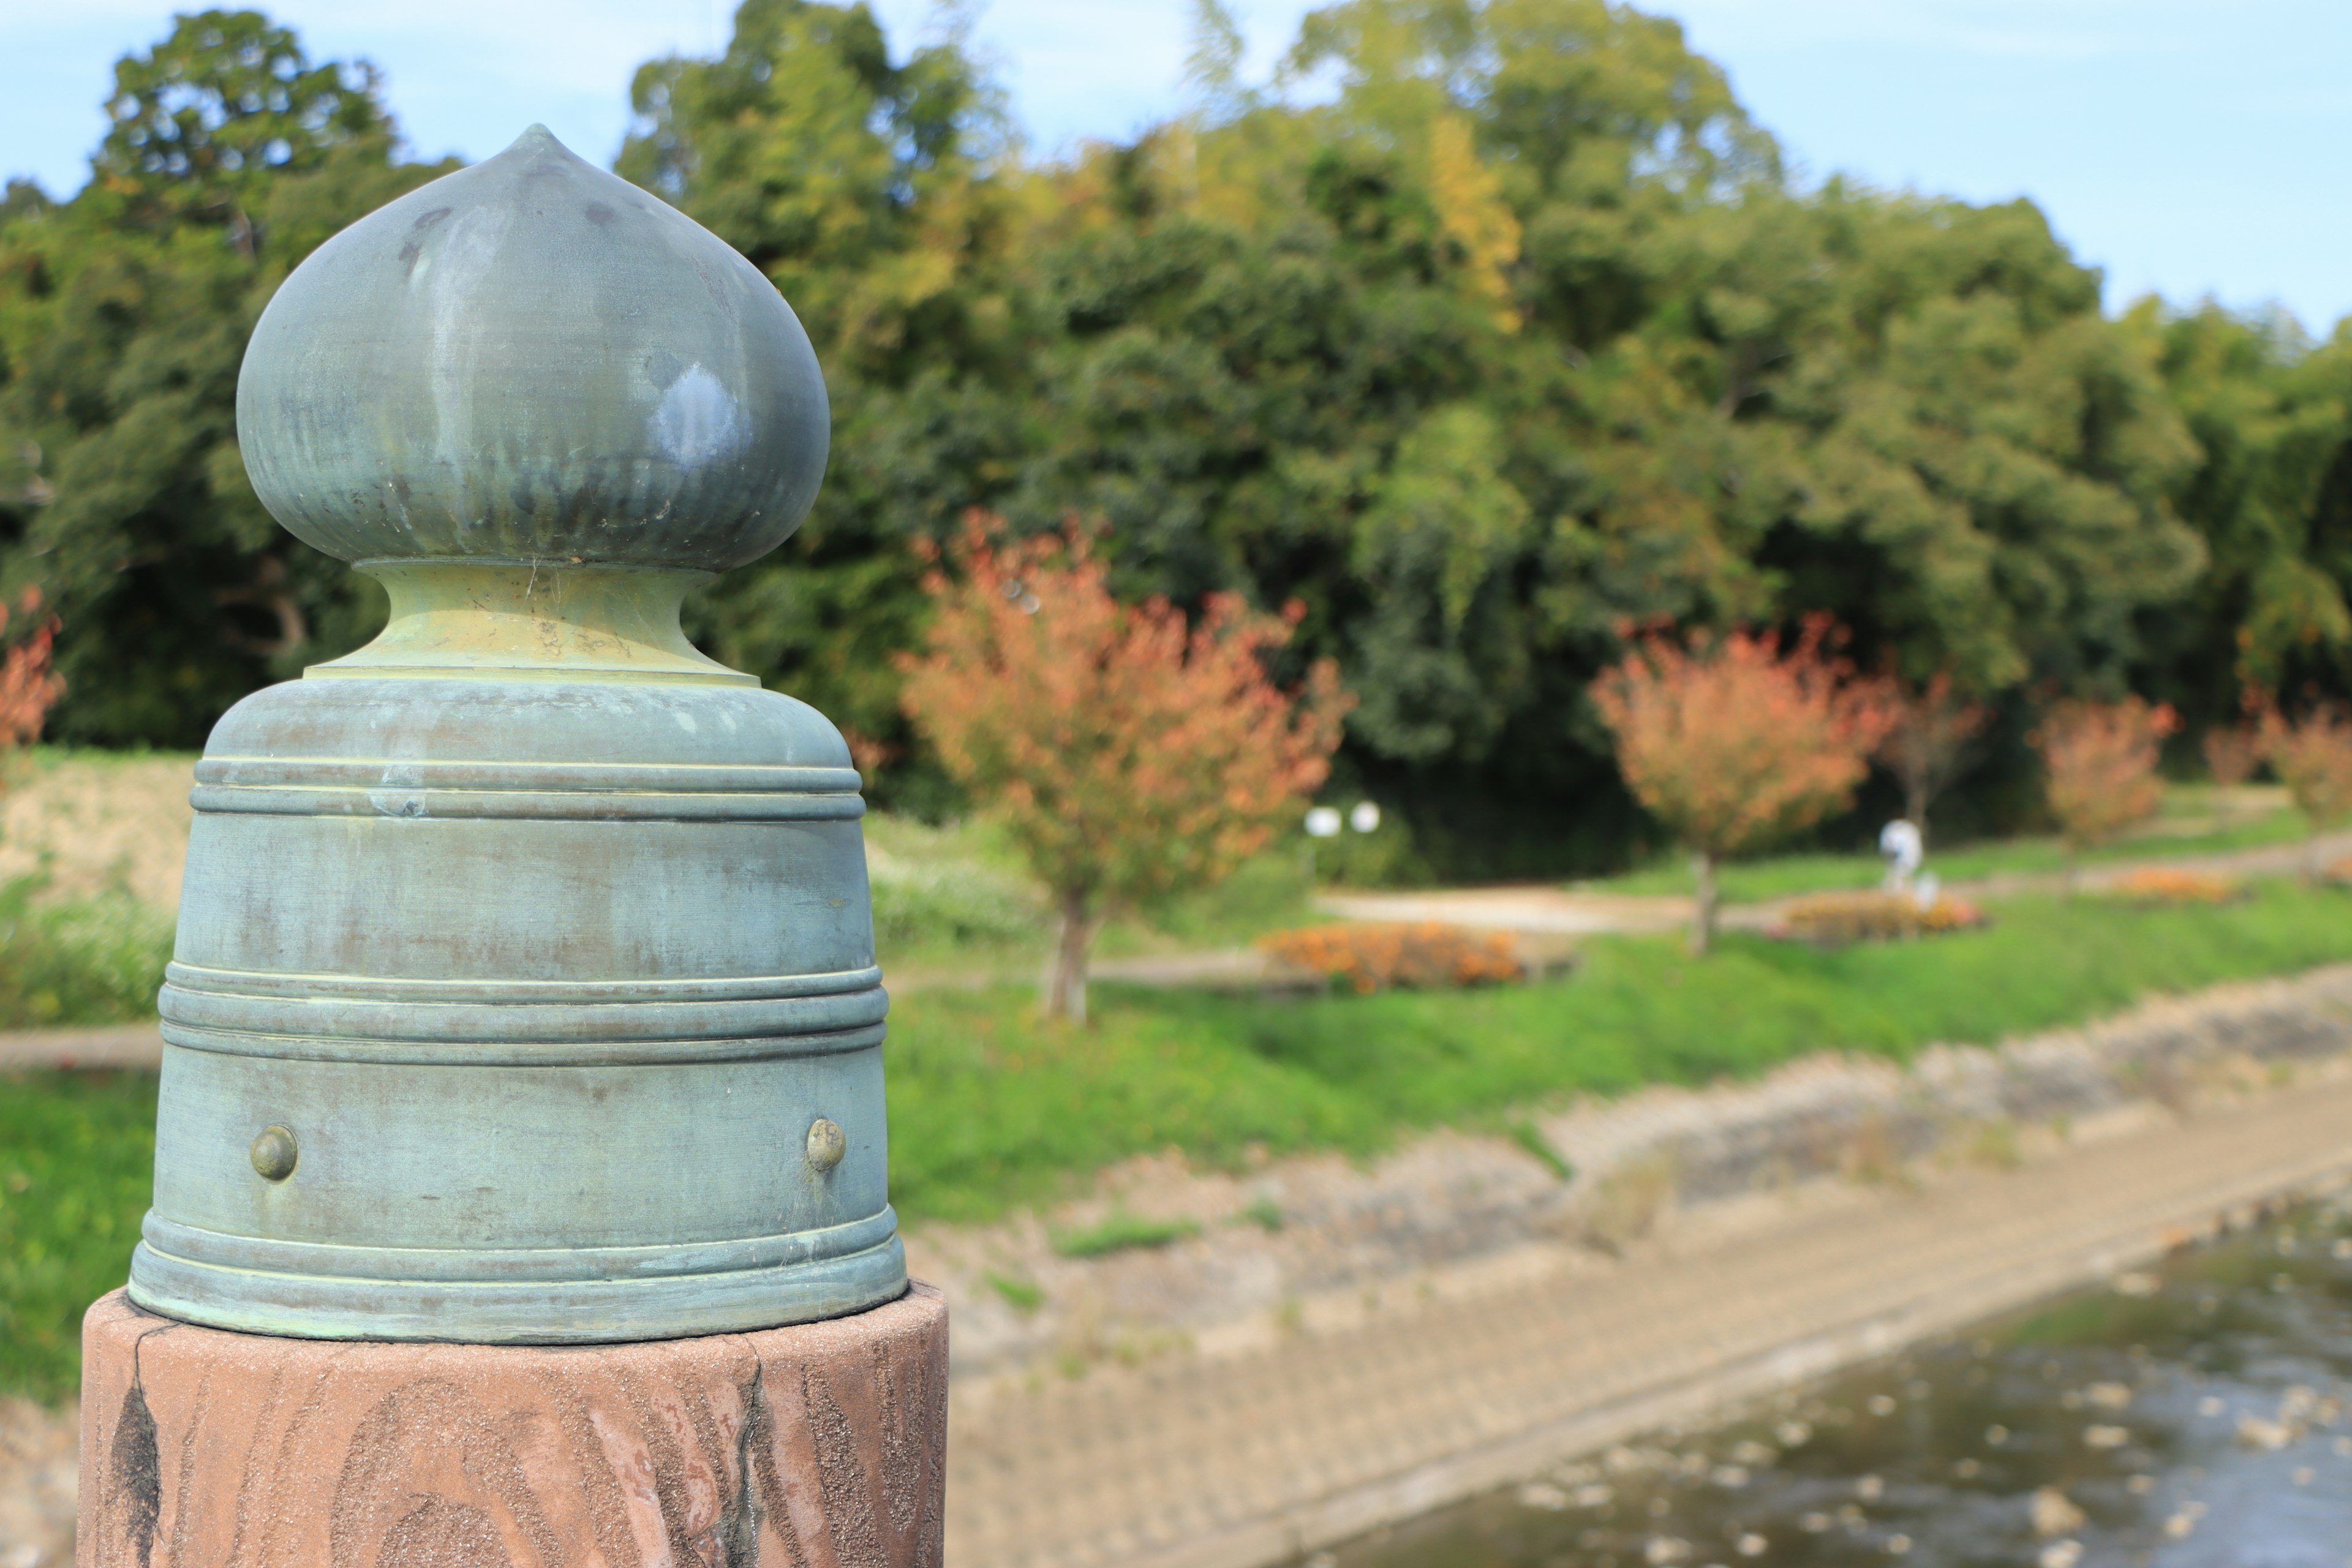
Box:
[1904,774,1930,847]
[1043,888,1097,1023]
[1689,850,1717,956]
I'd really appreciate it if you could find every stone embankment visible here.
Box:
[921,965,2352,1568]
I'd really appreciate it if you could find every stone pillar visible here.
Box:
[77,124,942,1565]
[77,1287,944,1568]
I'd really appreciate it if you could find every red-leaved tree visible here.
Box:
[1591,617,1895,955]
[2255,703,2352,878]
[0,587,62,755]
[2200,721,2260,833]
[899,514,1349,1022]
[2032,696,2179,883]
[1875,673,1988,846]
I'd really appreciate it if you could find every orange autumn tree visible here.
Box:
[899,514,1348,1022]
[2255,703,2352,878]
[0,587,62,754]
[2032,696,2179,883]
[1591,617,1894,955]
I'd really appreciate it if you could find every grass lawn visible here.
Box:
[0,1068,155,1404]
[13,877,2352,1404]
[885,878,2352,1224]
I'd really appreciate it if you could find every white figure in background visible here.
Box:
[1349,801,1381,834]
[1305,806,1342,839]
[1879,818,1924,894]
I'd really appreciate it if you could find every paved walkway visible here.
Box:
[943,1068,2352,1568]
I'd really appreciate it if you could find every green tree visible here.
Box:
[2142,304,2352,722]
[619,0,1024,778]
[0,12,446,744]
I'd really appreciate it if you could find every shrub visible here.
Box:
[1774,891,1986,947]
[0,879,173,1027]
[1257,921,1523,993]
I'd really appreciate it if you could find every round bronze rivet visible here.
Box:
[805,1117,846,1173]
[250,1125,299,1182]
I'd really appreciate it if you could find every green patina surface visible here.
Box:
[130,125,910,1344]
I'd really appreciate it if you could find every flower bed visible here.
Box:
[1256,921,1524,993]
[1771,890,1987,947]
[2105,868,2248,907]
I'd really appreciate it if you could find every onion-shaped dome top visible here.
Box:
[236,124,827,573]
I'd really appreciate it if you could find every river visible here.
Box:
[1325,1198,2352,1568]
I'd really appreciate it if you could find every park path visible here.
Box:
[1314,826,2352,940]
[943,1059,2352,1568]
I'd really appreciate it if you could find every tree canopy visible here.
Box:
[6,1,2352,872]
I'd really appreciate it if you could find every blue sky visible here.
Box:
[3,0,2348,330]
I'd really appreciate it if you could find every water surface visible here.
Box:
[1327,1202,2352,1568]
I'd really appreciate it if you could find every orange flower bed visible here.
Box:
[1256,921,1524,993]
[1774,891,1987,946]
[2106,867,2245,906]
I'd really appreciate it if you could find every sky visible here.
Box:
[2,0,2349,330]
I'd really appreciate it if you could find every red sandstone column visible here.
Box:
[76,1286,947,1568]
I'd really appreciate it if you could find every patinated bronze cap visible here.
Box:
[238,123,827,572]
[129,129,904,1343]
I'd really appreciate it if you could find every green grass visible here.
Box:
[1050,1211,1204,1259]
[1242,1196,1286,1232]
[1589,806,2313,903]
[881,880,2352,1226]
[982,1271,1045,1313]
[0,1069,156,1404]
[1507,1117,1576,1182]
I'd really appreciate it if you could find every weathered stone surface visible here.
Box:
[75,1284,945,1568]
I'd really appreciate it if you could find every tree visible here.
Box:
[0,12,446,746]
[2032,698,2179,881]
[0,587,63,752]
[5,0,2333,881]
[2255,703,2352,877]
[899,513,1348,1020]
[619,0,1020,775]
[1590,617,1893,954]
[2199,720,2260,832]
[1875,674,1988,845]
[2141,304,2352,725]
[93,9,394,244]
